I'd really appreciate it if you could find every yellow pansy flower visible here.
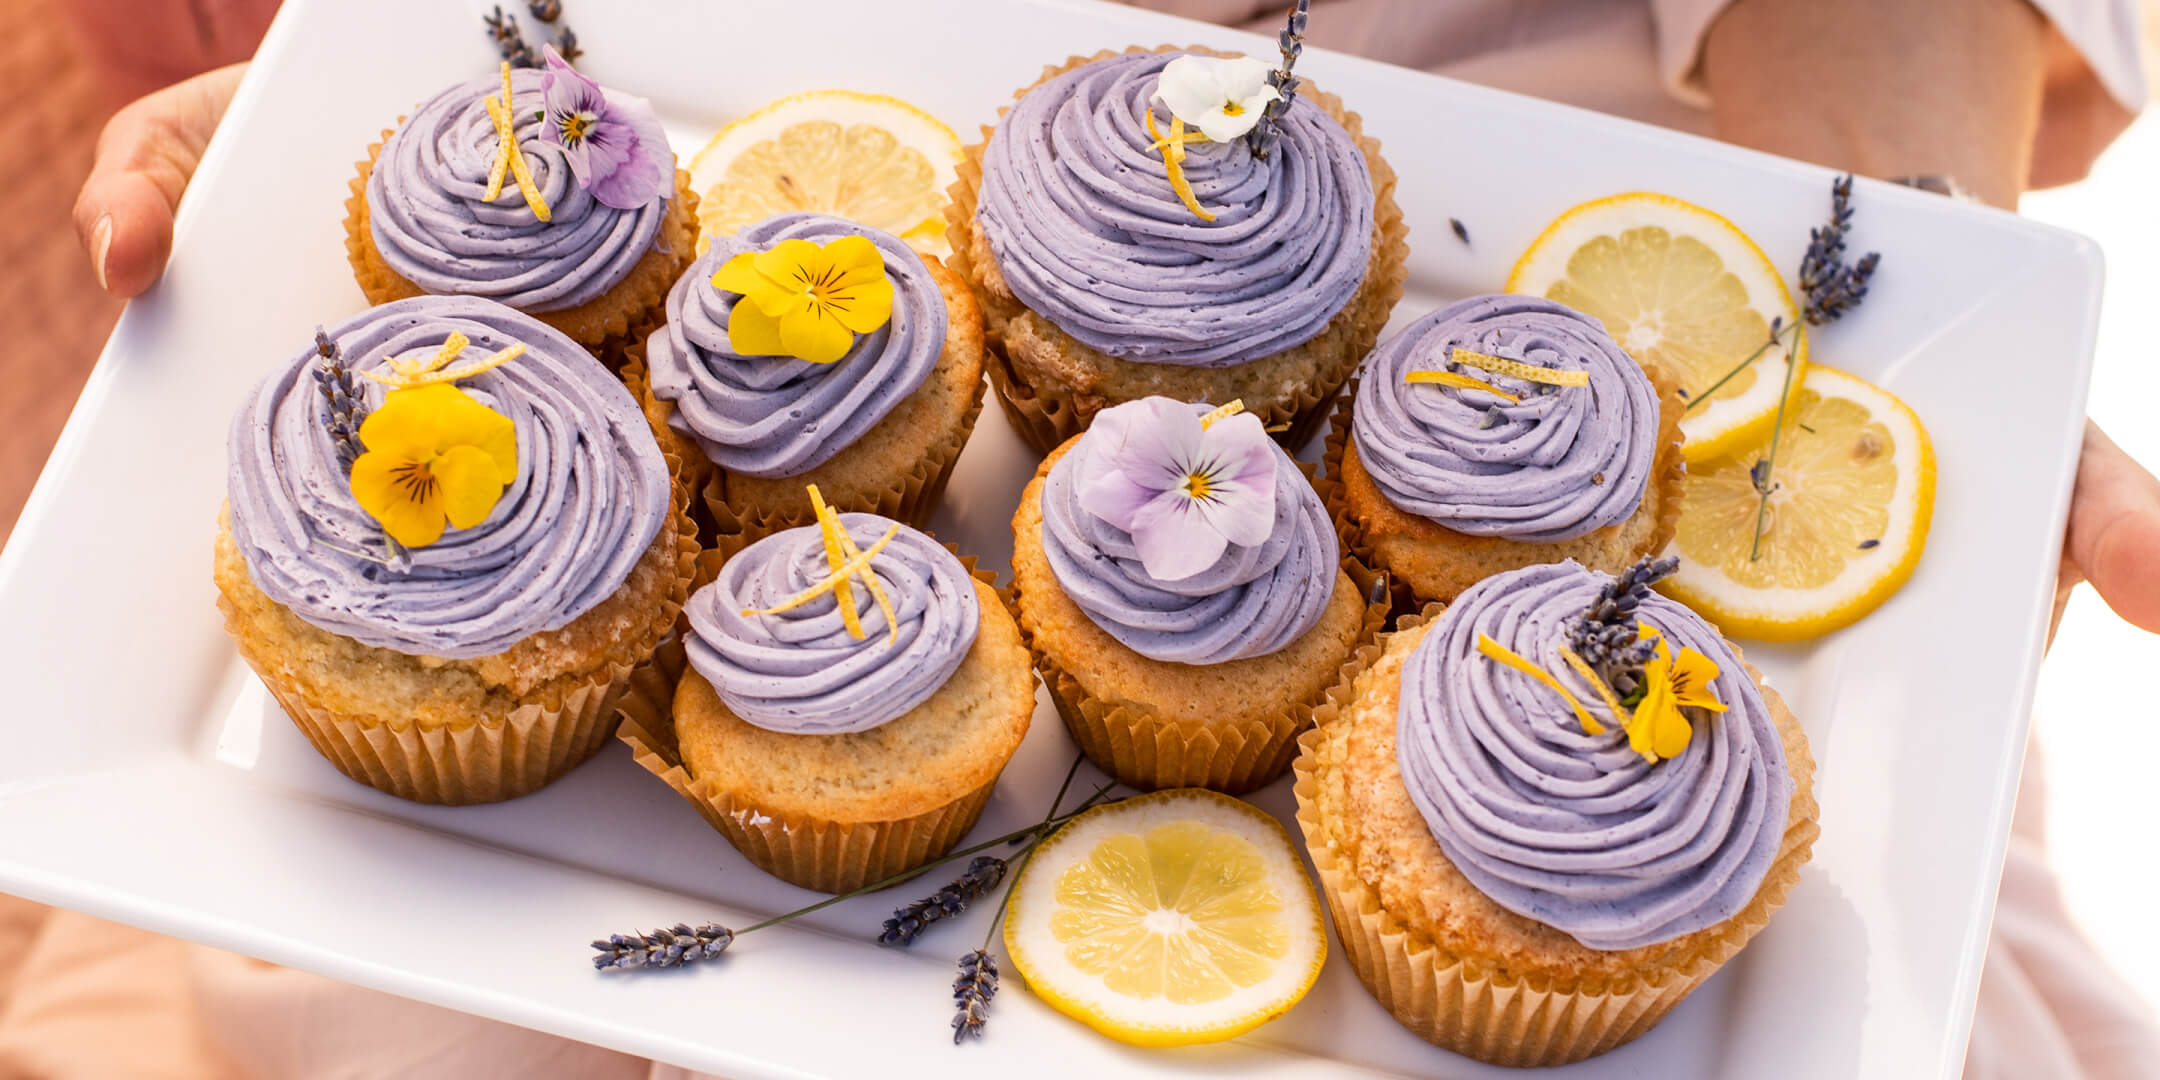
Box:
[711,236,895,365]
[1625,622,1729,763]
[349,384,519,548]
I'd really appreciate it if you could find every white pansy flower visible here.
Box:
[1150,55,1281,144]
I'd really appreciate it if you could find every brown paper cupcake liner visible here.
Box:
[1291,615,1819,1067]
[946,45,1409,457]
[1318,375,1687,614]
[344,129,697,359]
[1012,552,1391,794]
[614,556,1016,893]
[229,481,700,805]
[699,387,985,562]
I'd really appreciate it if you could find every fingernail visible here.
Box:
[90,215,113,292]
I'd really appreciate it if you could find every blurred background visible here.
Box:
[0,0,2153,1052]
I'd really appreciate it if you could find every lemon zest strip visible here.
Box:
[1198,399,1246,430]
[814,485,900,645]
[1405,370,1521,403]
[483,63,551,222]
[1145,110,1216,223]
[1451,348,1589,387]
[363,336,528,390]
[743,485,901,644]
[1477,634,1604,737]
[1557,647,1629,737]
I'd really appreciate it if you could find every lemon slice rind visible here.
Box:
[1003,789,1327,1048]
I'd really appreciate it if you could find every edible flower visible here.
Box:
[1078,397,1276,582]
[349,384,518,548]
[539,43,671,209]
[483,61,550,220]
[712,236,895,364]
[742,485,901,644]
[1625,622,1727,763]
[1152,54,1280,143]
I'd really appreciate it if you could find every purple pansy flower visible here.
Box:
[539,44,671,210]
[1078,398,1279,582]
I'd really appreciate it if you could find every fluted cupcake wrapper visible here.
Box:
[1317,372,1688,614]
[224,473,700,806]
[614,556,1011,894]
[1291,612,1820,1067]
[343,130,698,360]
[619,349,985,563]
[945,45,1409,458]
[1013,549,1391,795]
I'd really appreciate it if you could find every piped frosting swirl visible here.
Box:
[366,68,670,313]
[644,213,943,477]
[684,514,981,734]
[225,296,672,659]
[975,50,1374,368]
[1352,295,1659,541]
[1039,402,1338,664]
[1396,561,1793,950]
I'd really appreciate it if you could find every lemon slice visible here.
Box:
[1662,365,1936,640]
[1508,193,1808,463]
[688,90,962,257]
[1004,789,1326,1048]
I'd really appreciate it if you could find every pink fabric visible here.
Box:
[7,1,2152,1077]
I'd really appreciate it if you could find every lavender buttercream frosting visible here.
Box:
[684,514,981,734]
[645,213,943,477]
[975,50,1374,367]
[1352,295,1659,542]
[1040,403,1338,665]
[226,296,672,659]
[1396,562,1793,951]
[367,68,669,313]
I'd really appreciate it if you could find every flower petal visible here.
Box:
[585,89,673,209]
[1215,56,1278,100]
[1077,467,1162,533]
[1089,398,1205,491]
[1152,55,1231,130]
[777,305,856,365]
[725,299,788,357]
[711,252,774,300]
[433,445,511,530]
[1189,475,1275,548]
[1129,495,1228,581]
[753,239,824,292]
[350,452,446,548]
[355,391,441,459]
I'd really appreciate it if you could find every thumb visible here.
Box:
[2063,420,2160,635]
[72,63,248,299]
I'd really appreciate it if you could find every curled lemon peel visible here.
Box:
[1557,647,1626,737]
[483,62,551,222]
[742,485,902,644]
[363,332,528,390]
[1405,369,1521,403]
[1145,110,1216,223]
[1476,634,1604,739]
[1198,399,1246,430]
[1451,347,1589,388]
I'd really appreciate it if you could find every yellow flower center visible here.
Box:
[1182,472,1213,500]
[1222,101,1244,117]
[559,112,591,145]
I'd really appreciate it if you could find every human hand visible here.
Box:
[2055,422,2160,638]
[72,64,247,299]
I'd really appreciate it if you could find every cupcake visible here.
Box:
[1325,294,1685,608]
[616,501,1034,893]
[948,46,1408,454]
[347,49,696,355]
[628,212,985,556]
[1010,396,1386,793]
[1294,560,1818,1066]
[216,296,697,805]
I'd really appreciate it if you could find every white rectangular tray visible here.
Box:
[0,0,2103,1076]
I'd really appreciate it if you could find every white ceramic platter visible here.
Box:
[0,0,2103,1077]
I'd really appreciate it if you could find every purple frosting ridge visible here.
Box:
[226,296,672,659]
[644,213,943,477]
[683,514,981,734]
[1039,402,1338,665]
[1352,294,1660,542]
[975,50,1374,368]
[1396,561,1793,951]
[367,68,670,313]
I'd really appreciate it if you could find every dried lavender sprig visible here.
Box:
[880,856,1007,947]
[527,0,563,22]
[312,328,366,473]
[952,949,998,1044]
[591,923,734,971]
[1246,0,1308,159]
[1566,555,1677,671]
[551,25,583,66]
[485,5,538,68]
